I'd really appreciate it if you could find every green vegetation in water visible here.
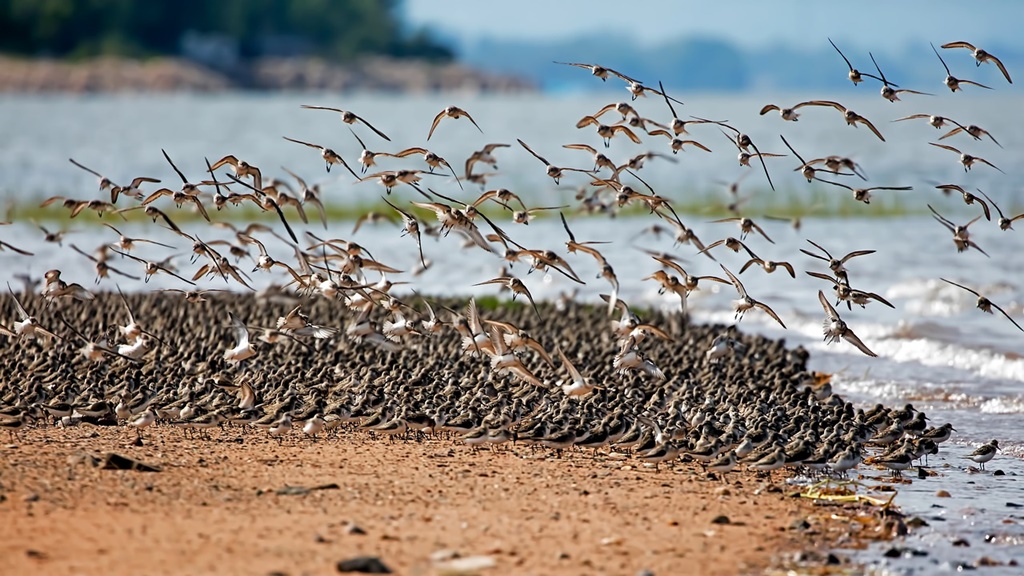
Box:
[9,183,994,230]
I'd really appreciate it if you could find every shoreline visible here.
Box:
[0,55,537,94]
[0,293,915,574]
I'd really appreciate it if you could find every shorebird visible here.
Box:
[299,104,391,140]
[473,275,541,319]
[70,244,139,283]
[930,204,988,256]
[384,146,461,188]
[645,129,712,155]
[929,143,1003,173]
[758,100,831,122]
[42,269,94,303]
[382,198,428,268]
[818,290,877,357]
[934,184,991,220]
[704,333,747,364]
[869,52,930,102]
[829,38,884,85]
[720,265,786,329]
[464,143,510,174]
[103,223,174,253]
[209,155,262,191]
[68,158,160,204]
[806,271,894,310]
[574,115,642,148]
[816,179,913,205]
[8,285,59,341]
[718,124,779,191]
[893,113,953,129]
[779,134,851,183]
[517,139,594,184]
[800,239,875,283]
[282,137,360,178]
[941,279,1023,333]
[932,42,992,92]
[938,121,1001,148]
[739,246,796,278]
[964,439,999,470]
[941,41,1012,83]
[562,143,617,172]
[224,312,257,363]
[979,191,1024,231]
[644,255,728,314]
[110,248,197,285]
[553,61,640,84]
[801,100,886,141]
[427,105,483,140]
[276,305,338,339]
[709,216,774,243]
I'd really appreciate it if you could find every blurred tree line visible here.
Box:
[0,0,452,61]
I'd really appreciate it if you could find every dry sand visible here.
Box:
[0,426,837,576]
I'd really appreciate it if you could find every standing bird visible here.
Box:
[964,439,999,470]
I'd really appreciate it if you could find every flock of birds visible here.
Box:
[0,38,1012,476]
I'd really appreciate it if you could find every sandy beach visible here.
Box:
[0,425,844,576]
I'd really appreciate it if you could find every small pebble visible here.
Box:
[710,515,730,525]
[336,556,392,574]
[936,490,951,498]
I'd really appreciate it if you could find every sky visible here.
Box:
[402,0,1024,51]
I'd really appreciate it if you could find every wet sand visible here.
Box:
[0,427,832,576]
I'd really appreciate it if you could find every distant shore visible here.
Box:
[0,55,537,94]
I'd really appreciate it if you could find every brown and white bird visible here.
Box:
[941,279,1023,333]
[427,105,483,140]
[818,290,877,357]
[720,265,786,329]
[299,104,391,140]
[932,42,993,92]
[941,41,1012,84]
[929,143,1003,173]
[829,38,884,85]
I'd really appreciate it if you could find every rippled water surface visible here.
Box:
[1,92,1022,573]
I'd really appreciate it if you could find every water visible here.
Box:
[1,92,1023,572]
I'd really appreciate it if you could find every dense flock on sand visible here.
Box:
[1,39,1013,479]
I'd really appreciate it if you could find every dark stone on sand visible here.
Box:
[276,483,340,496]
[710,515,730,525]
[825,553,841,565]
[993,469,1005,476]
[344,522,367,535]
[883,547,928,558]
[906,517,929,528]
[96,452,161,472]
[952,538,970,547]
[790,519,811,531]
[1007,502,1023,508]
[336,556,392,573]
